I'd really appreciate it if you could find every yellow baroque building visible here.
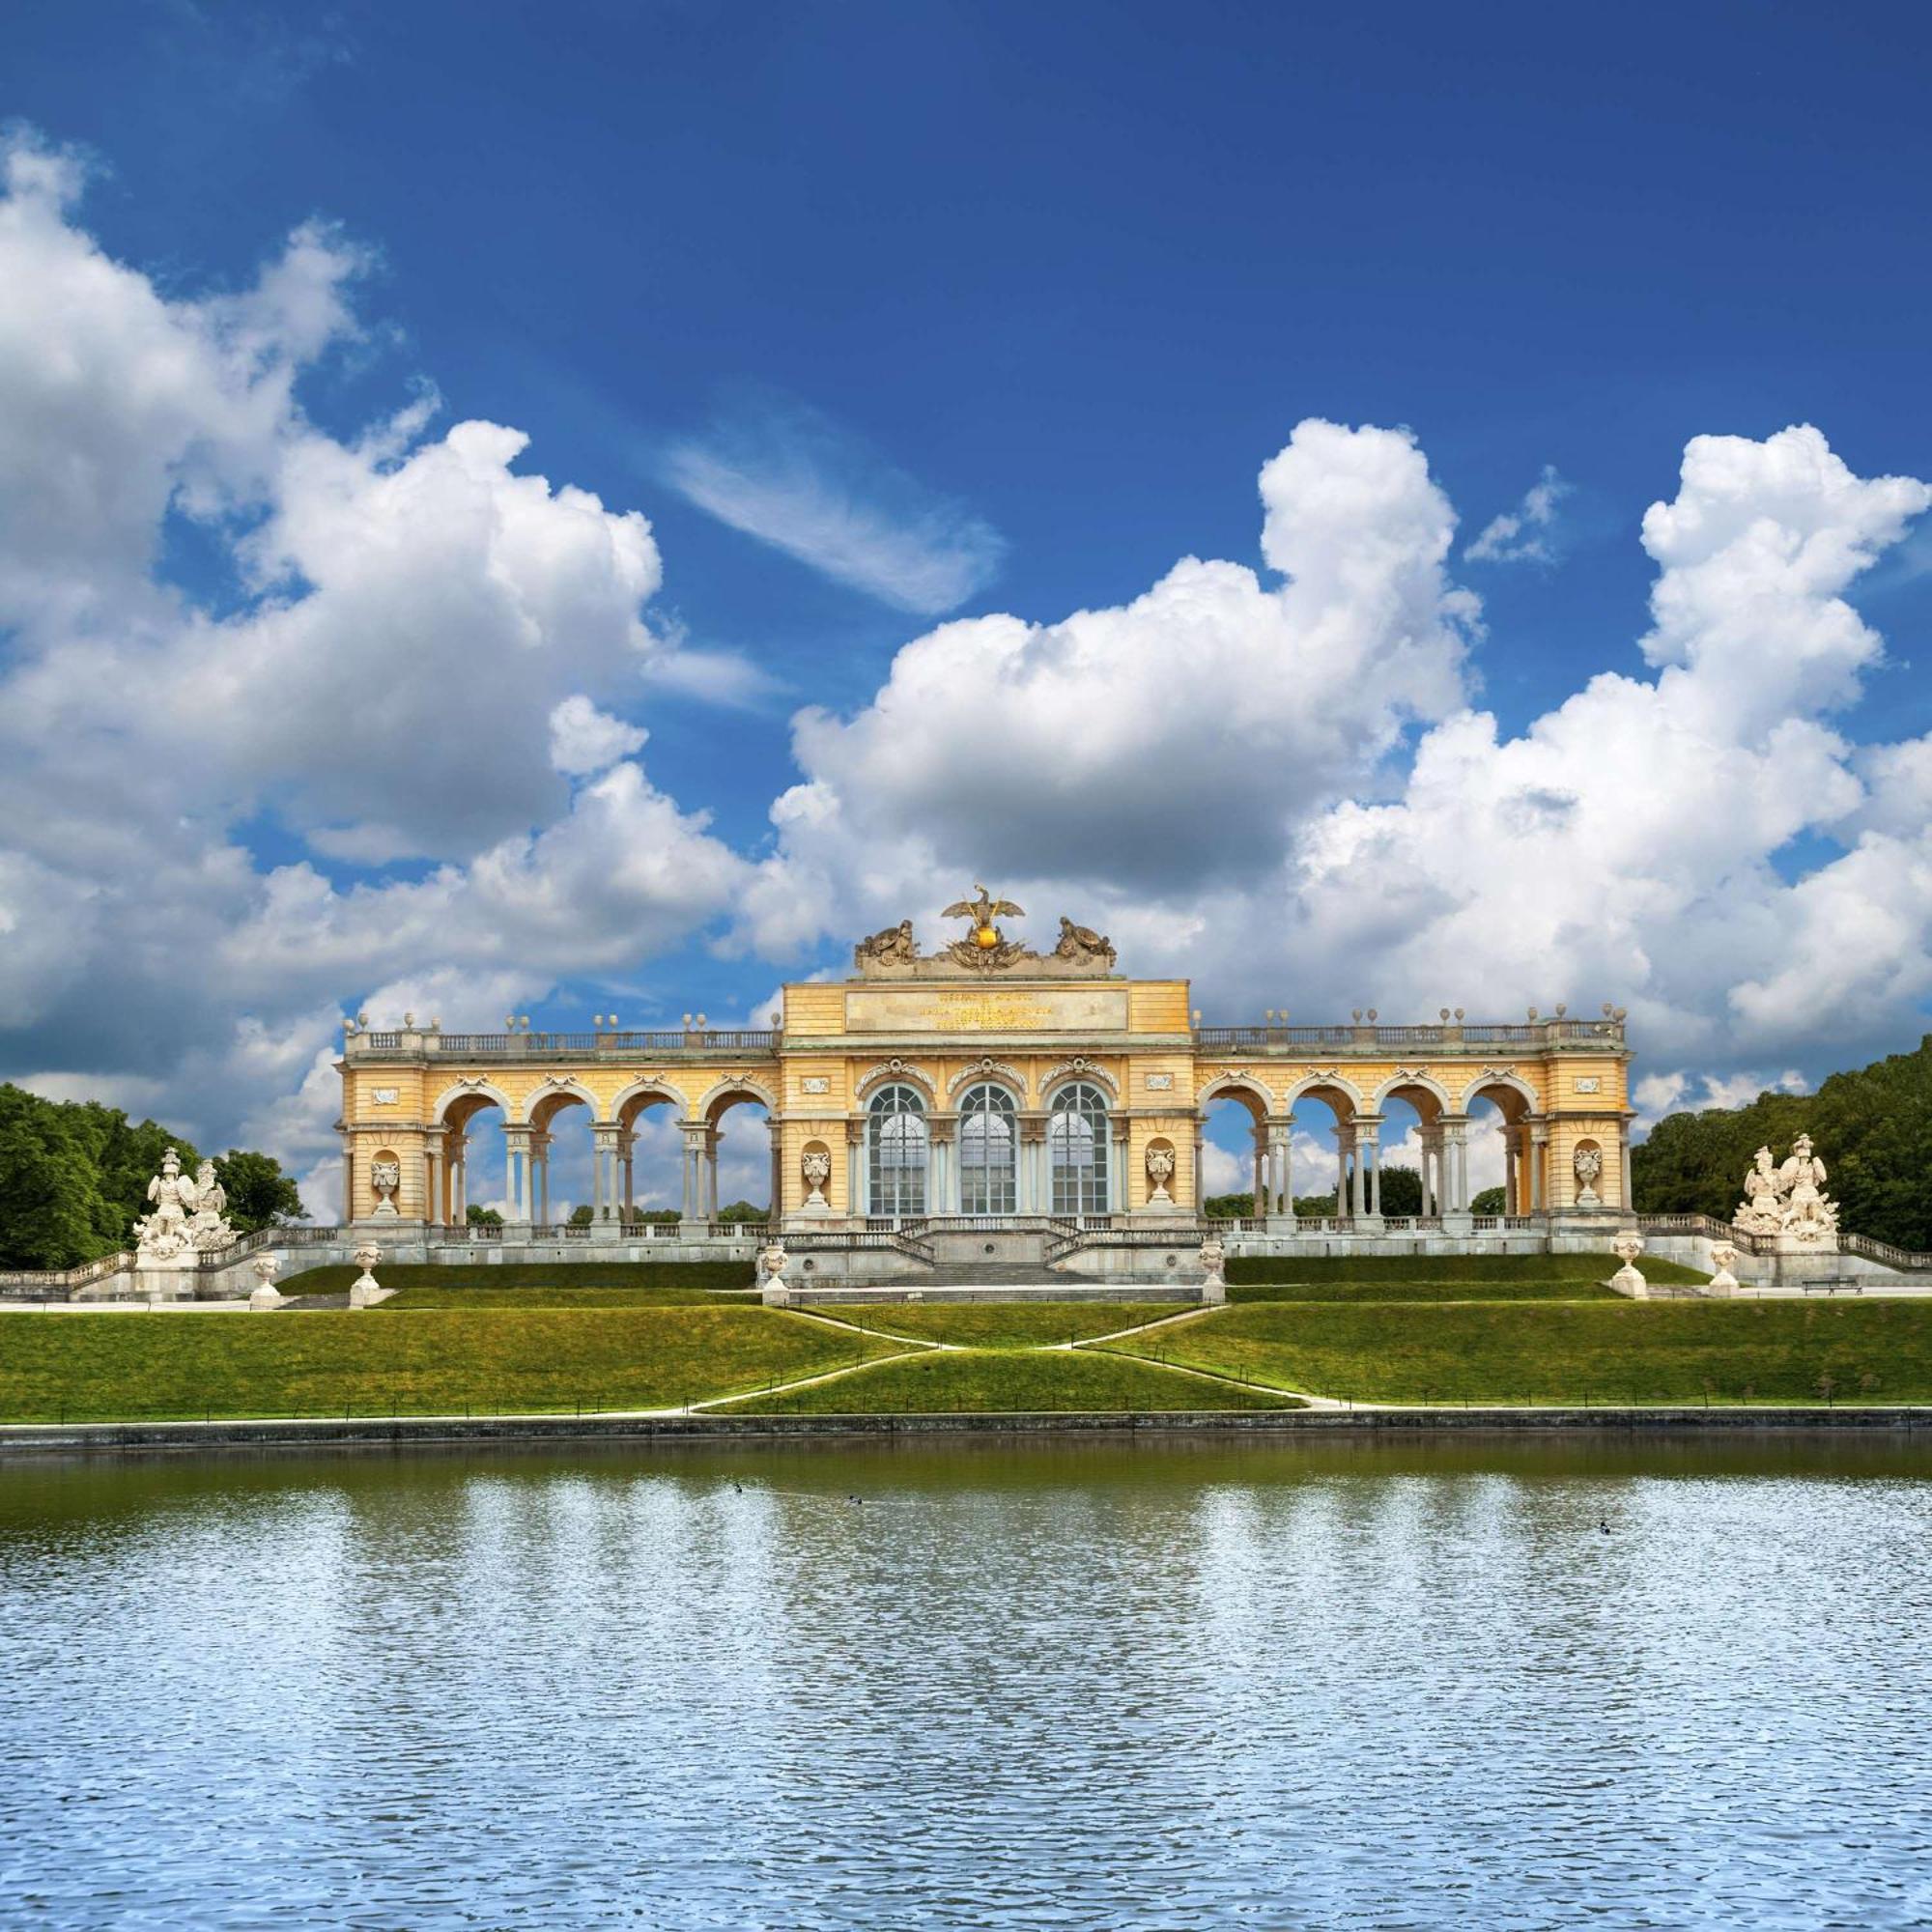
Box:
[335,899,1634,1242]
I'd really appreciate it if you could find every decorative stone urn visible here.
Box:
[1199,1231,1228,1306]
[247,1253,285,1312]
[1707,1240,1741,1297]
[1573,1144,1604,1209]
[1610,1233,1647,1299]
[1145,1143,1177,1208]
[369,1159,402,1217]
[757,1240,790,1307]
[348,1243,393,1309]
[799,1146,832,1214]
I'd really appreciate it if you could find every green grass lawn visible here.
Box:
[0,1306,903,1423]
[804,1302,1189,1348]
[719,1345,1300,1413]
[1227,1279,1626,1304]
[278,1261,756,1305]
[1227,1251,1710,1288]
[1104,1298,1932,1405]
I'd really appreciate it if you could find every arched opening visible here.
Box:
[867,1083,928,1220]
[1288,1081,1361,1222]
[704,1086,775,1225]
[1377,1080,1447,1221]
[527,1087,595,1229]
[1048,1080,1112,1217]
[957,1082,1017,1216]
[1198,1081,1271,1220]
[614,1083,686,1227]
[433,1089,509,1228]
[1464,1079,1535,1216]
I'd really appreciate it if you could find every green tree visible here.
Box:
[0,1087,105,1268]
[1294,1191,1338,1217]
[1204,1192,1255,1218]
[1471,1185,1506,1214]
[568,1204,595,1227]
[213,1150,306,1231]
[716,1200,768,1223]
[1377,1165,1423,1215]
[1630,1035,1932,1251]
[467,1204,505,1227]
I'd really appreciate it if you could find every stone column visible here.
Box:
[534,1134,552,1226]
[423,1145,440,1227]
[1335,1126,1353,1221]
[1267,1122,1291,1224]
[342,1145,355,1225]
[846,1120,866,1220]
[1619,1127,1634,1214]
[503,1125,533,1228]
[1438,1116,1472,1232]
[928,1120,954,1216]
[704,1127,721,1221]
[450,1135,468,1224]
[767,1119,783,1224]
[1359,1116,1383,1222]
[1529,1122,1548,1214]
[1111,1125,1129,1214]
[621,1129,637,1224]
[1194,1126,1206,1212]
[680,1123,705,1224]
[1251,1127,1267,1219]
[1019,1119,1046,1214]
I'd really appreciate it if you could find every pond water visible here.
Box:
[3,1433,1931,1929]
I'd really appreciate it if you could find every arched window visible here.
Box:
[867,1083,928,1217]
[957,1083,1017,1216]
[1049,1082,1111,1215]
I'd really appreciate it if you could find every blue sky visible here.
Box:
[3,1,1931,1210]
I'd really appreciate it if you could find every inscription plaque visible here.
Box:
[846,986,1131,1034]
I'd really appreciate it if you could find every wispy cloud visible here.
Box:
[661,391,1006,614]
[1465,463,1573,564]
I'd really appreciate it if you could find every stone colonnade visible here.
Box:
[396,1102,772,1229]
[1242,1112,1481,1217]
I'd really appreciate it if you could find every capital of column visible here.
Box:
[502,1124,533,1150]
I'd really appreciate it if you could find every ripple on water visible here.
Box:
[2,1435,1931,1930]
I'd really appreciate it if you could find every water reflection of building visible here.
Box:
[336,895,1634,1272]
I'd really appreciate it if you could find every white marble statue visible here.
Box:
[1777,1134,1838,1244]
[1733,1135,1840,1246]
[133,1148,199,1268]
[187,1158,239,1253]
[1610,1233,1647,1299]
[1734,1145,1787,1237]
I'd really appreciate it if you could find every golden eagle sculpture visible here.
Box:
[943,883,1025,949]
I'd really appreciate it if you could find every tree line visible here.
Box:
[1633,1034,1932,1252]
[0,1084,305,1270]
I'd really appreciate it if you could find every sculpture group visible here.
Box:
[1734,1135,1839,1245]
[854,887,1117,976]
[133,1149,238,1268]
